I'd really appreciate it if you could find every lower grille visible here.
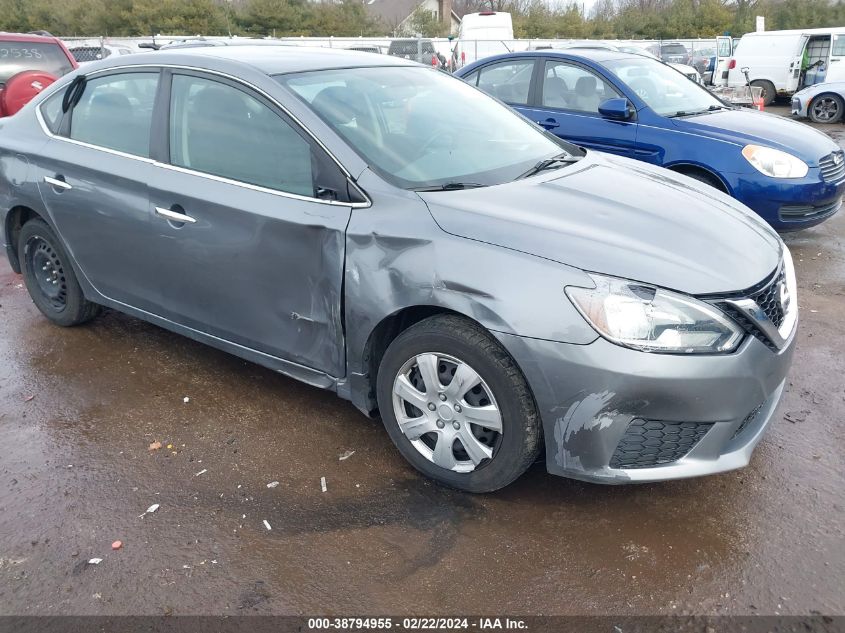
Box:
[732,404,763,440]
[610,419,713,469]
[780,197,842,222]
[820,151,845,182]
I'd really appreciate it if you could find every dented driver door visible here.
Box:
[145,71,352,377]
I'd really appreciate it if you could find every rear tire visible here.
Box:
[750,80,776,106]
[18,218,100,327]
[808,94,844,124]
[376,315,541,493]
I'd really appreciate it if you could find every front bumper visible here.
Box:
[726,170,844,230]
[791,95,808,118]
[494,328,795,484]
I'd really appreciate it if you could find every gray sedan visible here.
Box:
[0,47,796,491]
[792,81,845,124]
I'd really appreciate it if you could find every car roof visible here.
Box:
[474,49,643,64]
[0,32,64,45]
[151,45,417,75]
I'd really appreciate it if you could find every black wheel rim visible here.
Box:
[27,236,68,311]
[812,97,839,122]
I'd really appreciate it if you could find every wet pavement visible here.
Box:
[0,119,843,617]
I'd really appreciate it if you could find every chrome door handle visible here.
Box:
[154,207,196,224]
[44,176,72,190]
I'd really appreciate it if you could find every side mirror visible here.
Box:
[598,98,633,121]
[138,42,160,50]
[740,66,750,73]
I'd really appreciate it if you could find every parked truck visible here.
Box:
[717,27,845,105]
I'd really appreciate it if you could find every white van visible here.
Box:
[452,11,514,68]
[720,28,845,104]
[709,35,737,86]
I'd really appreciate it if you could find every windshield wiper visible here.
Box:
[413,182,486,192]
[517,152,580,180]
[668,105,728,118]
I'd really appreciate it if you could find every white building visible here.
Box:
[364,0,462,36]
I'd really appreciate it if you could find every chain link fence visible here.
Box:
[59,35,720,77]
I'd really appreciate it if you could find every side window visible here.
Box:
[40,90,64,134]
[833,35,845,57]
[462,70,479,86]
[542,61,620,113]
[476,59,534,105]
[69,72,159,157]
[169,74,314,197]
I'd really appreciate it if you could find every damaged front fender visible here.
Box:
[340,169,599,414]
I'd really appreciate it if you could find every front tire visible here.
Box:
[18,218,100,327]
[809,94,844,124]
[376,315,541,493]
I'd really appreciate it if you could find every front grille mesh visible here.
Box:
[750,267,786,328]
[720,304,777,350]
[820,151,845,182]
[610,419,713,469]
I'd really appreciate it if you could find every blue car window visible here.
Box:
[476,59,534,105]
[542,61,619,113]
[833,35,845,57]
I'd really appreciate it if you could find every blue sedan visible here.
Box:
[456,49,844,231]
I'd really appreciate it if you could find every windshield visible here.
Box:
[278,66,578,190]
[604,57,724,116]
[0,41,74,84]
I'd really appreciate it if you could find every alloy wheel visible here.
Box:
[392,352,503,473]
[812,97,840,122]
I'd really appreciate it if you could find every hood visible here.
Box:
[420,153,781,296]
[672,109,838,166]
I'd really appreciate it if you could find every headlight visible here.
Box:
[742,144,809,178]
[566,274,744,354]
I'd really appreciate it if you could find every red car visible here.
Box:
[0,32,77,117]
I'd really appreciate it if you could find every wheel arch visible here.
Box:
[354,305,484,417]
[4,205,46,273]
[665,162,731,194]
[808,91,844,119]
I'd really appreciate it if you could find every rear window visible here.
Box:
[662,45,688,55]
[0,41,74,84]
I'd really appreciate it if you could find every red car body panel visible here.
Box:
[0,33,78,117]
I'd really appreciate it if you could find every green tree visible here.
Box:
[239,0,307,36]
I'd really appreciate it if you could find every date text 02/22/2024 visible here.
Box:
[307,618,528,630]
